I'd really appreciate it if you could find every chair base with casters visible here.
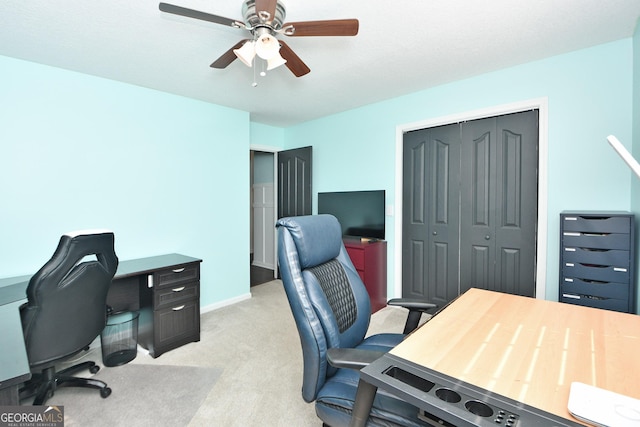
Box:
[20,359,112,405]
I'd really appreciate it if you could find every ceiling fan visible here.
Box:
[159,0,359,78]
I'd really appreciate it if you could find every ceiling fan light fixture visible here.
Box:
[233,40,256,67]
[255,34,281,60]
[266,53,287,70]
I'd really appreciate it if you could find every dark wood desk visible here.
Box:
[353,288,640,426]
[0,253,201,405]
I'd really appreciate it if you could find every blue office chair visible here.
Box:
[20,230,118,405]
[276,214,436,426]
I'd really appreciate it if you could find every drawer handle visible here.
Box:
[172,268,186,273]
[172,305,185,311]
[172,286,185,292]
[614,267,628,272]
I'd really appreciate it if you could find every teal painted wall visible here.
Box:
[2,36,637,310]
[250,122,284,149]
[0,56,251,307]
[284,39,635,302]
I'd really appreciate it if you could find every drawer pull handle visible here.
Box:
[565,247,576,252]
[172,268,186,273]
[563,232,581,236]
[172,305,185,311]
[614,267,628,272]
[563,293,580,299]
[565,263,574,267]
[172,286,185,292]
[564,278,574,282]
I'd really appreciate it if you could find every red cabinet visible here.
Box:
[344,239,387,313]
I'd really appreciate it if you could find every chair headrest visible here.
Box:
[276,215,342,269]
[64,229,114,238]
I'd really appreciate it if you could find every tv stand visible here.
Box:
[344,239,387,313]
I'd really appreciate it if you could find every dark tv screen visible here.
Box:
[317,190,385,240]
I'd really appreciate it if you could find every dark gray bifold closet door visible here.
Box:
[403,111,538,305]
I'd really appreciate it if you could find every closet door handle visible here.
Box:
[172,305,185,311]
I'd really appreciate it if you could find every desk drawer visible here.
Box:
[154,281,199,309]
[562,232,630,250]
[562,262,629,283]
[562,215,630,233]
[561,277,629,300]
[153,263,200,288]
[154,299,200,350]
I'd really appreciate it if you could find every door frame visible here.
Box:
[250,144,279,281]
[394,97,549,299]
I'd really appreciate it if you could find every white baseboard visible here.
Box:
[200,292,252,314]
[251,260,275,270]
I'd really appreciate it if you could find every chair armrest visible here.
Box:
[387,298,437,312]
[326,348,386,371]
[387,298,438,334]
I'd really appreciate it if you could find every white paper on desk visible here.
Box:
[568,382,640,427]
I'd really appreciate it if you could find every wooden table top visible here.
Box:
[390,288,640,423]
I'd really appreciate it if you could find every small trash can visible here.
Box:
[101,310,139,367]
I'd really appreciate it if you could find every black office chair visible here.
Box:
[20,230,118,405]
[276,215,437,426]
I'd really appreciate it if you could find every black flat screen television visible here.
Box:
[317,190,385,240]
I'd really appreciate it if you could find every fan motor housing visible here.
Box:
[242,0,286,30]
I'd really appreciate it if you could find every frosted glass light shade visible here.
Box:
[267,53,287,70]
[255,34,280,60]
[233,41,256,67]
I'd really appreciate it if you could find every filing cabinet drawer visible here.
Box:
[562,262,629,283]
[561,247,629,267]
[561,214,630,233]
[561,277,629,300]
[154,263,200,288]
[560,293,628,312]
[154,281,199,309]
[562,232,630,250]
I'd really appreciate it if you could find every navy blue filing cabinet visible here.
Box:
[559,211,636,313]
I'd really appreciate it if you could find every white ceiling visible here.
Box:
[1,0,639,127]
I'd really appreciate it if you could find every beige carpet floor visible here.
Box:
[31,280,413,426]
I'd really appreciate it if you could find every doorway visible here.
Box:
[249,145,313,286]
[250,150,277,286]
[394,99,549,301]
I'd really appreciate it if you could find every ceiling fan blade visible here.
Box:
[278,40,310,77]
[210,40,249,69]
[284,19,359,37]
[255,0,278,21]
[159,3,239,28]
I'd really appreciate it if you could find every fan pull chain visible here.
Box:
[260,60,266,77]
[252,61,257,87]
